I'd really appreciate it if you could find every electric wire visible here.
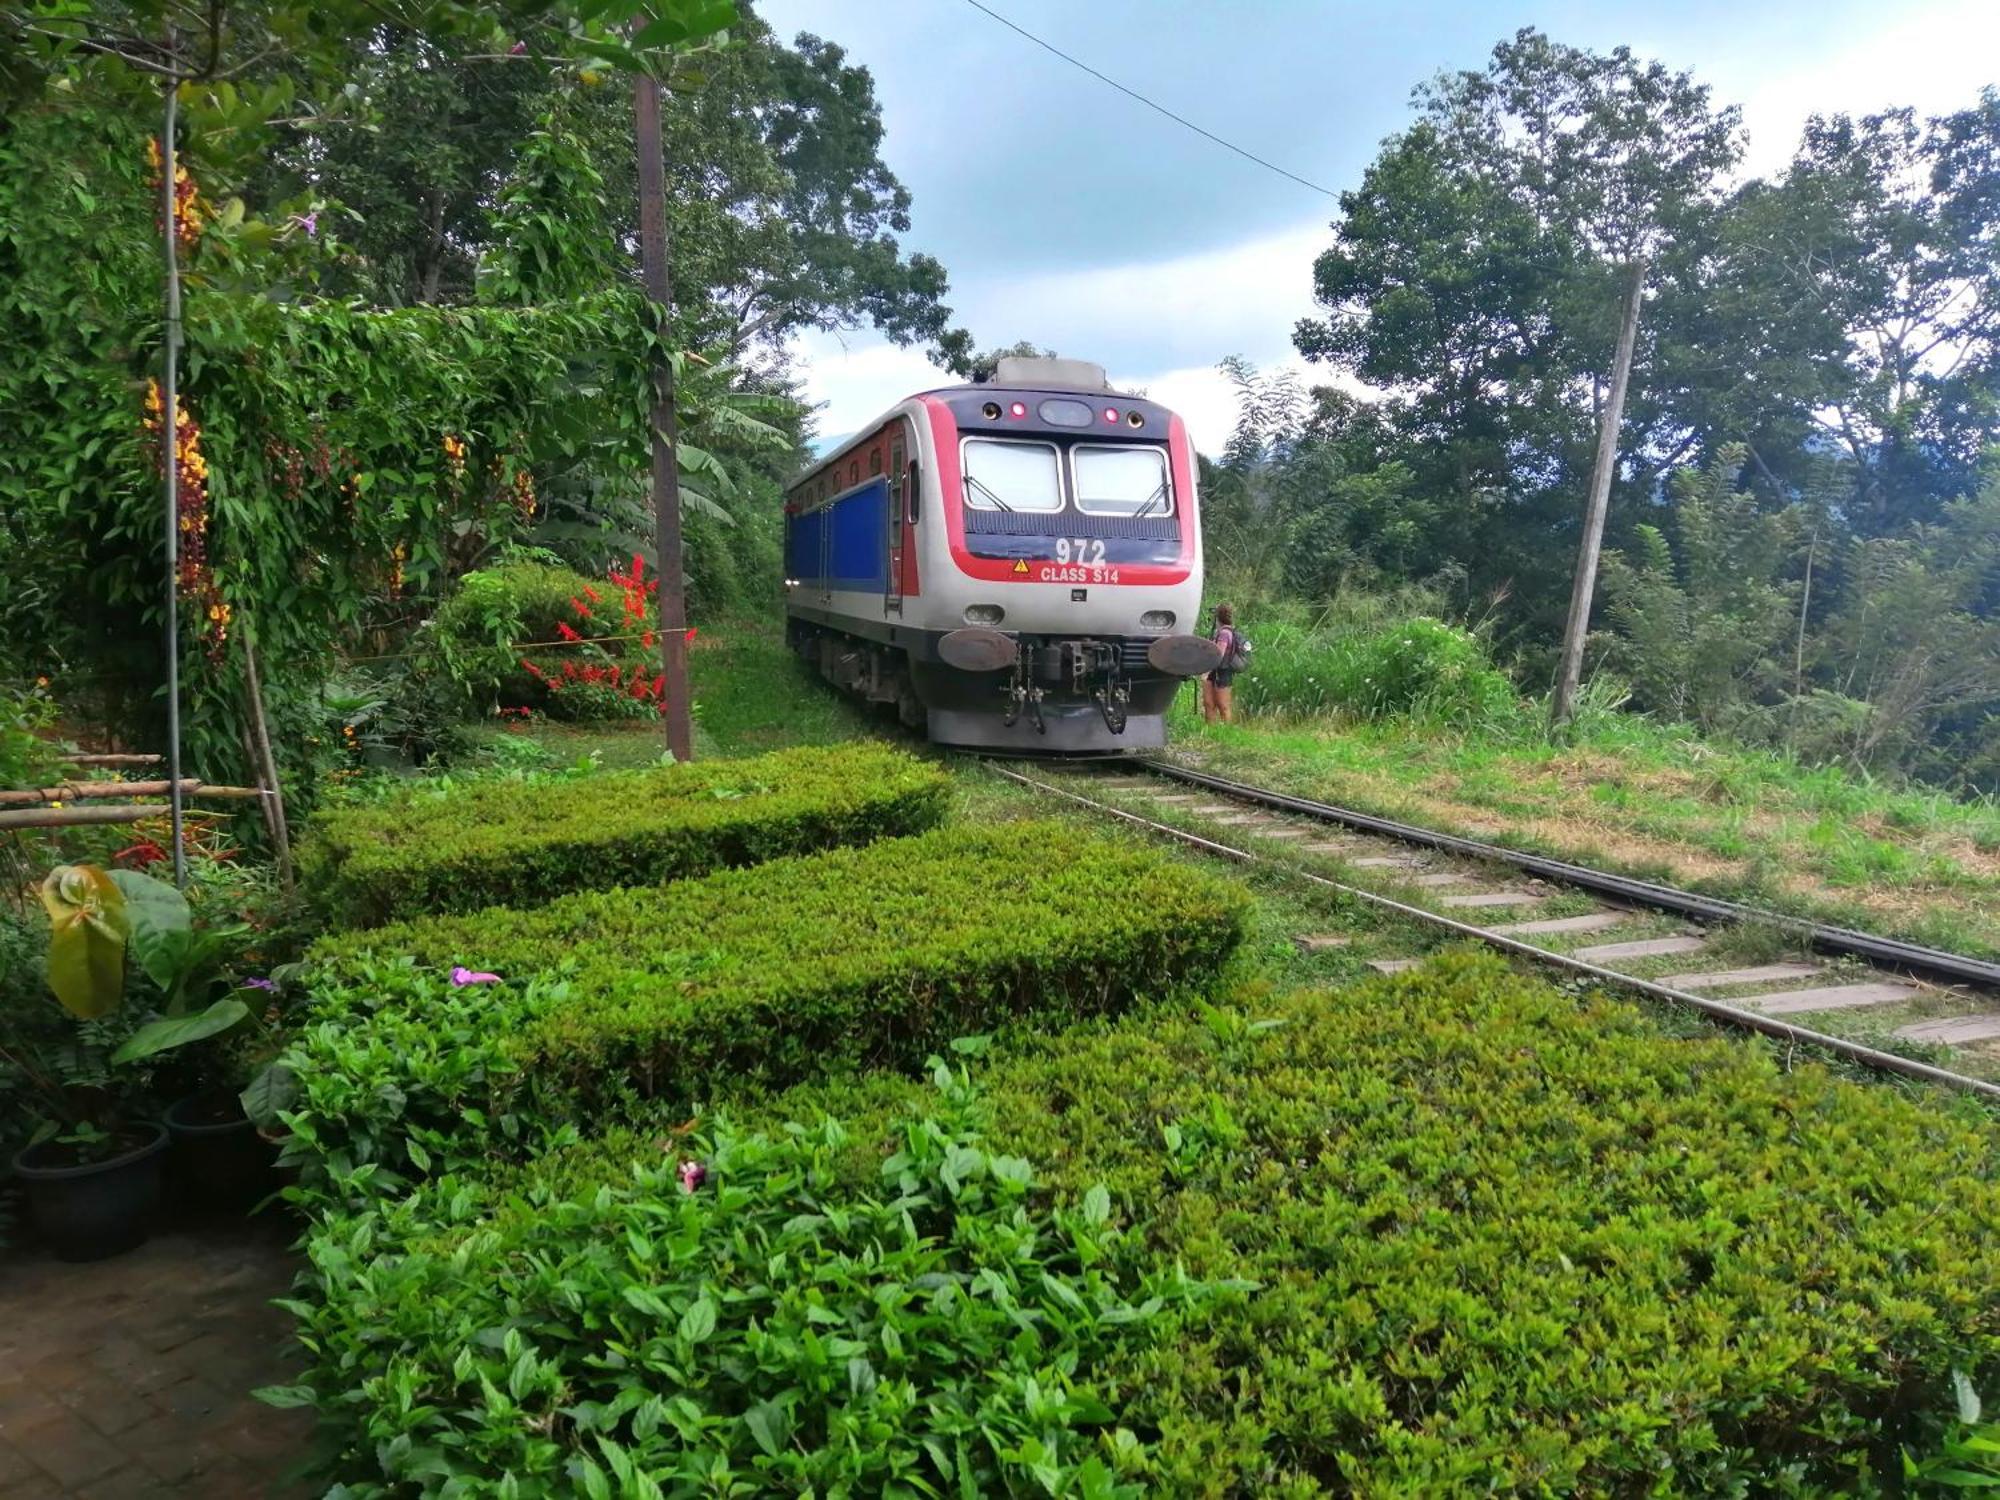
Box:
[955,0,1337,198]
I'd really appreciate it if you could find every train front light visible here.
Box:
[964,603,1005,626]
[1140,610,1175,631]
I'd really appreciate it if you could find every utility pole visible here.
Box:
[160,52,188,887]
[1549,258,1646,732]
[632,68,693,762]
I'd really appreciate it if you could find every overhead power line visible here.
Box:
[957,0,1337,198]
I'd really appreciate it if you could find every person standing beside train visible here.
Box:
[1201,603,1244,725]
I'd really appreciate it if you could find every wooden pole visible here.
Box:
[59,753,165,767]
[1550,258,1646,732]
[240,631,294,896]
[632,65,693,763]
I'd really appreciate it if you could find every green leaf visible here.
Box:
[678,1295,716,1343]
[111,996,249,1064]
[43,864,128,1019]
[253,1384,316,1409]
[240,1062,296,1128]
[573,1456,612,1500]
[109,868,190,959]
[1083,1183,1111,1226]
[744,1397,790,1457]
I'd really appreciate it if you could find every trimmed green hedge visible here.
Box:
[487,953,2000,1493]
[298,742,949,927]
[286,823,1248,1190]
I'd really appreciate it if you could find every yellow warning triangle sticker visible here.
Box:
[1012,559,1029,575]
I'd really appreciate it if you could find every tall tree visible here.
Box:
[1295,29,1742,658]
[1741,98,2000,532]
[255,3,965,360]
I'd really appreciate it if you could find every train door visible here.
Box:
[886,429,907,615]
[817,475,832,607]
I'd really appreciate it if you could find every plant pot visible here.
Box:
[165,1092,278,1212]
[12,1123,168,1262]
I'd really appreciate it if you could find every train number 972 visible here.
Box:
[1053,537,1107,565]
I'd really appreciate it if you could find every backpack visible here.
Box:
[1222,628,1252,672]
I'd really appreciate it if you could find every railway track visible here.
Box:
[983,757,2000,1102]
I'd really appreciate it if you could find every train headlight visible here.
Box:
[963,603,1005,626]
[1140,610,1175,631]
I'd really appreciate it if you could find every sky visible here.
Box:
[759,0,2000,454]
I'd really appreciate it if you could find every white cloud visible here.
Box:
[790,219,1334,455]
[1696,0,1999,175]
[788,0,2000,458]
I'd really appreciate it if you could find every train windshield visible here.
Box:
[962,438,1063,513]
[1073,445,1172,517]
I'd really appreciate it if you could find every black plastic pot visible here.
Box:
[165,1092,278,1212]
[12,1123,168,1262]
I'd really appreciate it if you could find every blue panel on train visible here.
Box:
[827,480,889,591]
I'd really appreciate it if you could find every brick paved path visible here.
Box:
[0,1216,313,1498]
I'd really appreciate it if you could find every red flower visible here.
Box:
[685,627,698,642]
[642,630,656,649]
[570,597,593,619]
[652,673,666,696]
[563,660,578,680]
[555,621,581,643]
[583,584,602,603]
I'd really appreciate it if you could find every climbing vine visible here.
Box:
[0,68,677,804]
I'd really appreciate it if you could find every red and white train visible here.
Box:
[784,357,1220,753]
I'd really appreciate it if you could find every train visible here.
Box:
[783,356,1220,753]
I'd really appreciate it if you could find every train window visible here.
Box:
[906,460,920,525]
[1072,445,1172,518]
[849,460,860,484]
[961,438,1063,513]
[870,449,883,476]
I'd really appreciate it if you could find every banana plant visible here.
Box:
[40,863,252,1065]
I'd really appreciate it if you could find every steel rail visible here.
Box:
[986,762,2000,1104]
[1137,759,2000,990]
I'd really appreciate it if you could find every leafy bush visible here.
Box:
[1234,616,1518,728]
[419,559,663,721]
[287,823,1248,1192]
[272,1062,1245,1497]
[298,742,950,927]
[691,952,2000,1493]
[0,681,63,789]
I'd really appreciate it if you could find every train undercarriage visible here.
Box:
[788,620,1198,754]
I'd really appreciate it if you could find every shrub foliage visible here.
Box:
[273,1063,1245,1497]
[275,950,2000,1492]
[943,954,2000,1492]
[288,823,1249,1187]
[299,742,950,927]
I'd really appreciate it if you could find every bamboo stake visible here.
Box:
[0,780,266,807]
[240,631,294,895]
[60,753,165,767]
[0,805,172,830]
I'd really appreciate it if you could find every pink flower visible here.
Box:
[450,966,501,987]
[678,1160,706,1193]
[509,40,526,55]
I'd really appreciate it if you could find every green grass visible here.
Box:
[1169,693,2000,958]
[446,618,872,767]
